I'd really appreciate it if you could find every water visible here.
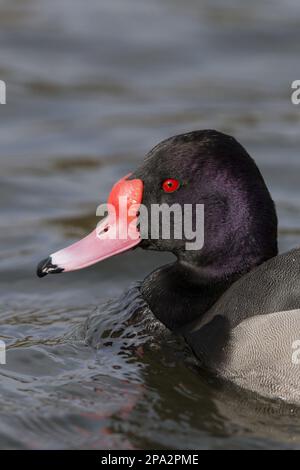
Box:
[1,0,300,449]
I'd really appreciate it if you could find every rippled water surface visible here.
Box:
[1,0,300,449]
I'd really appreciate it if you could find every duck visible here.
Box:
[37,129,300,404]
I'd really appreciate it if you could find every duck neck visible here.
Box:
[140,259,237,331]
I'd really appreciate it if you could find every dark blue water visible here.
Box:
[0,0,300,449]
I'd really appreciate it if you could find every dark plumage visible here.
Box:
[132,130,278,330]
[39,130,300,403]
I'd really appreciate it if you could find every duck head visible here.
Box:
[37,130,278,330]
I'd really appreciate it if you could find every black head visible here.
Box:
[132,129,278,279]
[37,129,278,331]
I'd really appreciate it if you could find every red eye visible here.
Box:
[162,178,180,193]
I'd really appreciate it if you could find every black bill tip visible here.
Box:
[37,257,64,278]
